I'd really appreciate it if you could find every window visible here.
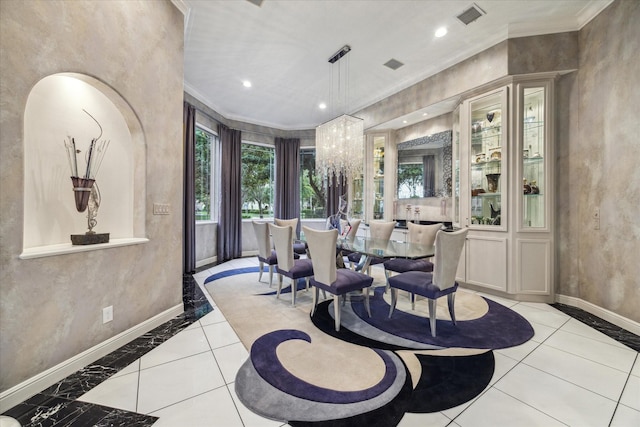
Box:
[241,142,275,219]
[195,126,218,221]
[300,149,326,219]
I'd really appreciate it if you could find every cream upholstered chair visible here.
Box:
[252,221,278,287]
[347,220,396,272]
[274,217,307,255]
[269,223,314,306]
[387,228,468,337]
[383,222,442,291]
[303,226,373,331]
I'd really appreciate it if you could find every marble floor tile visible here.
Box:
[610,404,640,427]
[229,382,286,427]
[137,351,225,414]
[620,374,640,411]
[560,318,630,349]
[632,356,640,377]
[140,326,211,370]
[523,343,629,400]
[149,386,244,427]
[455,387,565,427]
[494,363,617,427]
[527,320,558,343]
[397,411,453,427]
[473,291,519,308]
[78,371,139,412]
[489,352,518,386]
[199,306,228,325]
[213,341,249,384]
[495,338,540,362]
[509,303,571,329]
[543,329,637,372]
[202,320,241,349]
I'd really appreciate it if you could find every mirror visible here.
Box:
[396,130,452,199]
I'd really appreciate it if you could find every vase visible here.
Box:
[486,173,500,193]
[71,176,95,212]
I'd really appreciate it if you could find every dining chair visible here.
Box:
[274,217,307,255]
[387,228,468,337]
[383,222,442,292]
[252,220,278,287]
[269,223,314,306]
[303,226,373,331]
[347,220,396,273]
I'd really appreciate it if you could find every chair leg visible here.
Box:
[291,279,297,307]
[305,277,309,291]
[447,293,457,325]
[311,287,319,316]
[364,288,371,317]
[428,298,437,337]
[276,275,283,299]
[333,295,341,331]
[388,288,398,318]
[411,293,415,310]
[384,269,391,293]
[258,261,264,282]
[268,266,274,287]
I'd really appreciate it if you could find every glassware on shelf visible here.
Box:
[530,180,539,194]
[486,173,500,193]
[523,178,531,194]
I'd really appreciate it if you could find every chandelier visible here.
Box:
[315,45,364,183]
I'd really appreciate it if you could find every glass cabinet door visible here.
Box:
[522,86,546,228]
[350,174,364,219]
[372,136,385,219]
[469,90,505,227]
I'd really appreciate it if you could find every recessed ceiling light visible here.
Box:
[242,80,252,88]
[402,120,408,124]
[319,103,327,110]
[435,27,447,38]
[423,112,428,116]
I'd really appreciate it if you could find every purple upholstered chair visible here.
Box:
[303,226,373,332]
[387,228,467,337]
[252,220,278,287]
[383,222,442,292]
[269,223,314,307]
[346,220,396,273]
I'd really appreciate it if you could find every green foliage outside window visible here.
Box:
[300,150,326,219]
[241,144,274,218]
[195,128,212,221]
[397,163,424,198]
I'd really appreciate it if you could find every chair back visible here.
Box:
[268,223,295,271]
[407,222,442,246]
[274,218,299,237]
[252,221,272,259]
[369,220,396,241]
[433,229,468,290]
[346,219,361,238]
[303,226,337,286]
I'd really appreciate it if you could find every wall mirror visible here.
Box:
[396,130,452,199]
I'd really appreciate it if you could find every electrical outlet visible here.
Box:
[593,207,600,230]
[103,306,113,324]
[153,203,170,215]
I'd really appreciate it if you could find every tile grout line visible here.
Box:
[607,351,640,427]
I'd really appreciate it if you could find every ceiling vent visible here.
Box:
[384,59,404,70]
[456,3,485,25]
[246,0,264,7]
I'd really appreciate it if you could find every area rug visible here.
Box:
[204,267,534,426]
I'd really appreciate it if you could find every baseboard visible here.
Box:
[555,294,640,336]
[0,304,184,413]
[196,256,217,268]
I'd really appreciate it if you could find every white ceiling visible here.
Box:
[177,0,611,131]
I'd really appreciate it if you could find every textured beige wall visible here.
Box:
[0,0,184,392]
[556,0,640,321]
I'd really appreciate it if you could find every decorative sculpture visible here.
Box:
[63,110,110,245]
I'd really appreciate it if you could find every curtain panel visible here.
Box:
[217,124,242,262]
[183,102,196,274]
[274,137,301,235]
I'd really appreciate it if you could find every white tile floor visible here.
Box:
[78,257,640,427]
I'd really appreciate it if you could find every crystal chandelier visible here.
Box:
[315,45,364,183]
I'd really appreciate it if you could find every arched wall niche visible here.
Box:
[22,73,146,255]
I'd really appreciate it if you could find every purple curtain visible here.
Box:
[217,124,242,262]
[326,173,347,218]
[183,102,196,273]
[274,137,300,235]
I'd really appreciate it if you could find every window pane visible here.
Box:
[241,143,274,219]
[195,128,212,221]
[300,149,326,219]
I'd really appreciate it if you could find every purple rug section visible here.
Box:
[350,287,534,349]
[250,329,399,404]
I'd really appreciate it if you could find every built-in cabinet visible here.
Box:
[350,131,395,223]
[455,77,555,302]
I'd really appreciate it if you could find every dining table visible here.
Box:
[337,235,435,273]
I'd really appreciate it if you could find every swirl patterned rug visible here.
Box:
[204,267,534,427]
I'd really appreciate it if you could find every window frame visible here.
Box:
[194,124,219,223]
